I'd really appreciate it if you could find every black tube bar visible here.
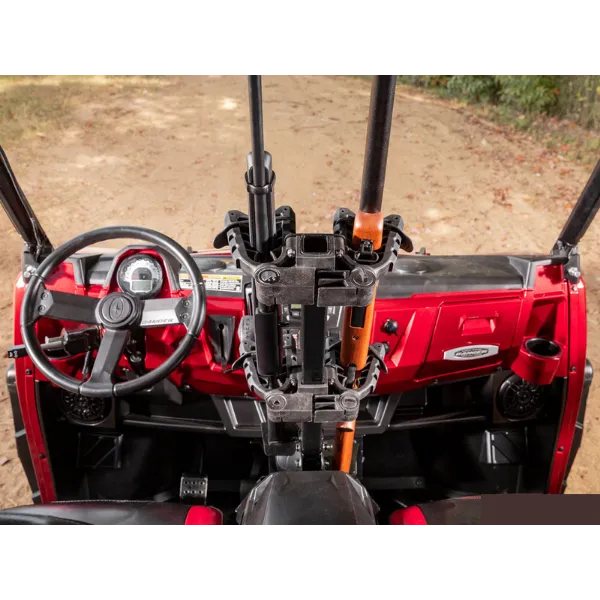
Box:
[556,157,600,249]
[359,76,397,214]
[247,76,275,255]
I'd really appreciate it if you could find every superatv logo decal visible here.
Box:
[443,345,499,361]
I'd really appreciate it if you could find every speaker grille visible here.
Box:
[498,375,544,420]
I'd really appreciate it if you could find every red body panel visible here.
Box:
[11,255,587,501]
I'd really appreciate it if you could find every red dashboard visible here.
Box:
[12,248,580,396]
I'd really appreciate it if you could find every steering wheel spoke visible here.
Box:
[85,328,129,385]
[34,285,100,325]
[140,296,192,328]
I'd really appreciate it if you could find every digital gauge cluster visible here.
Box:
[116,255,164,299]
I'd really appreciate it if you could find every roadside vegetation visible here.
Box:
[398,76,600,166]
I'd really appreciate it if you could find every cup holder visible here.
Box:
[512,337,563,386]
[524,338,562,358]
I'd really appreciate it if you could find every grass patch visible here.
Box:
[0,76,167,143]
[478,103,600,166]
[396,82,600,168]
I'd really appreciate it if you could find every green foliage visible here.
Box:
[446,75,500,103]
[398,76,449,88]
[398,75,600,129]
[555,76,600,129]
[496,76,559,114]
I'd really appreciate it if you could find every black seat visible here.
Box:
[237,471,378,524]
[0,501,222,525]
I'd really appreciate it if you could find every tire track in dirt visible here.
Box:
[1,75,599,507]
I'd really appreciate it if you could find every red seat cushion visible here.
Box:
[390,497,482,525]
[185,506,222,525]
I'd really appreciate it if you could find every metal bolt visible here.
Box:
[268,394,287,410]
[328,378,335,385]
[38,305,46,314]
[183,300,190,307]
[181,313,188,321]
[568,267,581,279]
[25,369,32,375]
[340,393,359,410]
[258,268,280,284]
[286,248,296,258]
[41,292,48,300]
[351,267,375,287]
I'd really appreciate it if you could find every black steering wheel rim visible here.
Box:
[20,226,205,398]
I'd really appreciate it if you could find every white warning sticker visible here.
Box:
[180,272,243,294]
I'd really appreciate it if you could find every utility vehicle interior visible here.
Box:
[0,76,598,524]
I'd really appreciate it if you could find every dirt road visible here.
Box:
[1,76,599,507]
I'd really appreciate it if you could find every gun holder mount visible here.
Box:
[214,203,411,440]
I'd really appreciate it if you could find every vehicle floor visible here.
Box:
[0,75,599,508]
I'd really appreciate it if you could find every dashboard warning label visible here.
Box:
[180,272,243,294]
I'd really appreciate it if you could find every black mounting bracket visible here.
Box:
[551,241,581,284]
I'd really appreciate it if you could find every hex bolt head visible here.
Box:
[568,267,581,279]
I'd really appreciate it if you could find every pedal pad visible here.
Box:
[179,474,208,504]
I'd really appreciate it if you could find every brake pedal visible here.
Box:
[179,474,208,504]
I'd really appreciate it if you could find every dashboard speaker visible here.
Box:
[497,374,544,421]
[61,392,111,425]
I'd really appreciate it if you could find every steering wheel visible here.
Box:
[20,226,206,398]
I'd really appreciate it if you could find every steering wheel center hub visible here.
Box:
[97,292,139,329]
